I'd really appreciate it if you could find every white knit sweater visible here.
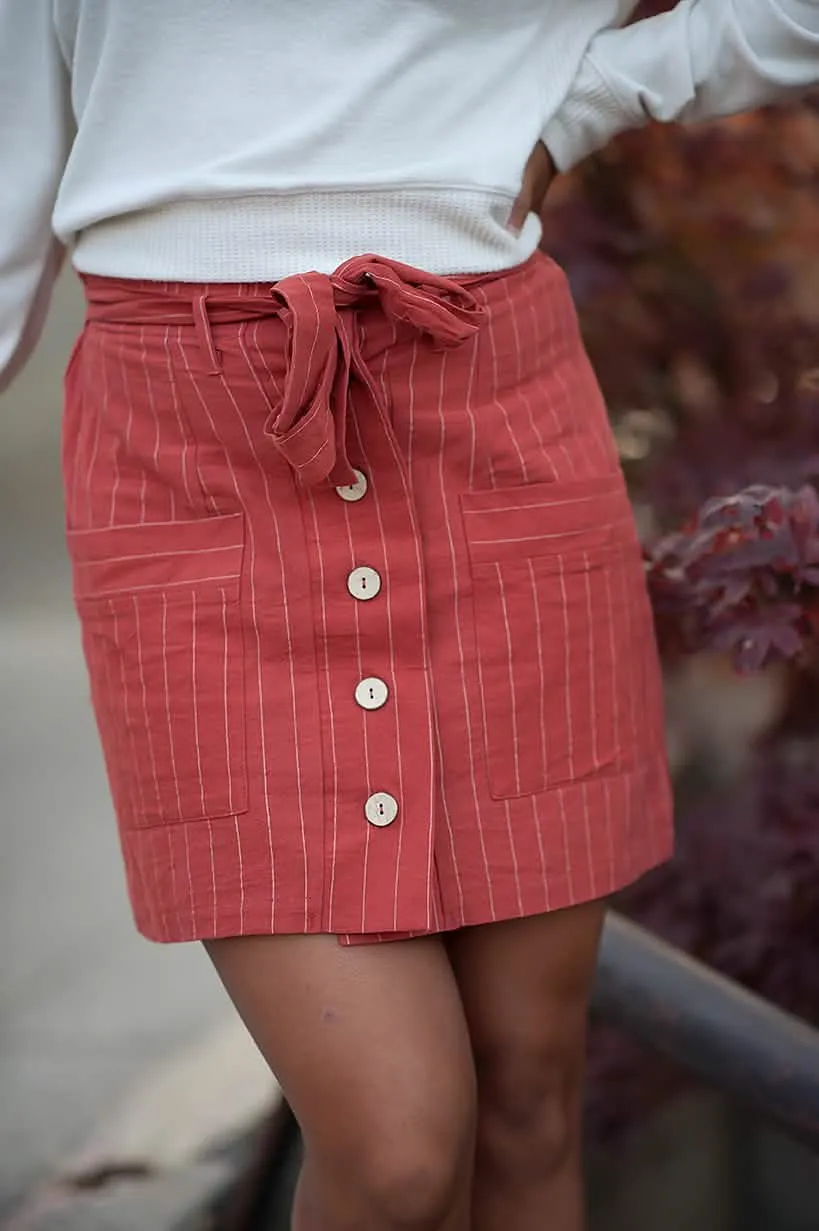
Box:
[1,0,818,389]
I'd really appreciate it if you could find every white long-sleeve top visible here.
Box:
[1,0,818,391]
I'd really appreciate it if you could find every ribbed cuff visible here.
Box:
[541,57,639,173]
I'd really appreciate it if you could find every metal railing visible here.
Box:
[595,913,819,1150]
[210,910,819,1229]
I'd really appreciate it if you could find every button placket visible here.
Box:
[336,466,399,829]
[273,266,473,932]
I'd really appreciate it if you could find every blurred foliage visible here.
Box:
[543,90,819,1142]
[647,483,819,671]
[544,106,819,527]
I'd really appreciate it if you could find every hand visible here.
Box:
[508,140,557,233]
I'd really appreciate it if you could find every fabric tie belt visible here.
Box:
[85,255,488,488]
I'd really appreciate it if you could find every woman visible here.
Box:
[2,3,817,1229]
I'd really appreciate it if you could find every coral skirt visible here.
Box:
[63,251,672,945]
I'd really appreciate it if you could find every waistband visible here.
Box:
[82,254,531,489]
[72,190,542,285]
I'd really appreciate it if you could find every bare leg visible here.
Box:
[446,902,605,1231]
[205,932,477,1231]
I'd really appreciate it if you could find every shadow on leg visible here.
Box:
[446,902,606,1231]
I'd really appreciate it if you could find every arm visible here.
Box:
[543,0,819,171]
[0,0,73,394]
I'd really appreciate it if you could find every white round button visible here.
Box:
[355,677,390,711]
[347,566,382,601]
[336,469,369,503]
[365,792,399,828]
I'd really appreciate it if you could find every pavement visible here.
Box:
[0,274,272,1228]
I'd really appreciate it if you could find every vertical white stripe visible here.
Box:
[133,595,164,820]
[405,336,419,476]
[556,559,575,784]
[602,776,616,885]
[495,561,522,795]
[183,822,196,937]
[504,796,524,914]
[177,332,274,935]
[160,592,184,818]
[302,490,341,930]
[527,559,549,787]
[529,271,574,479]
[190,589,207,816]
[438,320,495,915]
[557,784,576,902]
[109,333,132,526]
[137,325,151,520]
[620,550,640,761]
[349,364,428,931]
[162,324,198,512]
[85,331,106,525]
[602,559,622,771]
[220,589,238,816]
[98,614,159,938]
[233,813,245,930]
[485,281,529,481]
[207,818,218,935]
[242,318,311,930]
[145,832,170,942]
[502,278,556,480]
[582,551,600,774]
[427,349,467,920]
[165,829,183,943]
[353,318,437,932]
[530,793,550,910]
[581,780,597,899]
[345,430,394,930]
[370,306,443,928]
[385,331,432,930]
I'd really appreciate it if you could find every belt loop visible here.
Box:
[193,291,222,374]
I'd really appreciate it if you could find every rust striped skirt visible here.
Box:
[63,251,673,945]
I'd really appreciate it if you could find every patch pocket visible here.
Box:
[461,476,654,800]
[67,514,248,828]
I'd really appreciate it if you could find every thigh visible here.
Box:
[446,903,605,1096]
[205,932,476,1168]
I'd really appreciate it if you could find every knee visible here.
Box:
[475,1043,583,1180]
[358,1140,469,1230]
[318,1091,475,1231]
